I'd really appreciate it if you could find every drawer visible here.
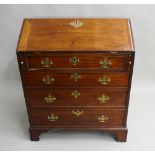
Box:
[23,71,129,88]
[26,89,127,107]
[29,107,125,127]
[26,54,130,71]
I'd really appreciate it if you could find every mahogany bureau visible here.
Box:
[16,18,135,142]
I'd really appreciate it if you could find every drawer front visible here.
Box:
[30,108,125,127]
[23,71,129,88]
[26,89,127,107]
[26,54,129,71]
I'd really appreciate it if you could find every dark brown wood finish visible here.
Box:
[17,18,135,142]
[23,71,129,88]
[26,54,130,71]
[29,108,125,127]
[26,89,127,107]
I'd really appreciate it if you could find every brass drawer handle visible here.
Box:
[44,94,56,103]
[47,113,58,122]
[70,56,80,66]
[72,109,84,117]
[100,57,112,69]
[71,72,81,82]
[71,90,81,99]
[41,58,53,67]
[98,94,110,104]
[97,115,108,123]
[70,20,83,28]
[98,76,110,85]
[42,75,55,84]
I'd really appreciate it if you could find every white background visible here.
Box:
[0,4,155,150]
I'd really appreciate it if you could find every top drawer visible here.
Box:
[25,54,130,71]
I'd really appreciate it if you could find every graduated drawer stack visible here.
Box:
[17,18,135,142]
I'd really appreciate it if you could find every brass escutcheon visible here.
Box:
[100,57,112,69]
[97,115,108,123]
[70,56,80,66]
[98,76,110,85]
[98,94,110,104]
[42,75,55,84]
[41,57,53,67]
[71,90,81,99]
[47,113,58,122]
[70,20,83,28]
[44,94,56,103]
[72,109,84,117]
[71,72,81,82]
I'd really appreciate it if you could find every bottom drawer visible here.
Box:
[29,108,125,127]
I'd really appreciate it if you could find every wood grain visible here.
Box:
[26,54,130,71]
[26,89,127,107]
[29,107,125,127]
[17,18,135,52]
[16,18,135,142]
[23,71,129,88]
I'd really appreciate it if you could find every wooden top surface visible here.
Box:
[17,18,135,52]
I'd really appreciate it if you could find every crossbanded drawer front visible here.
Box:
[26,54,130,71]
[26,89,127,107]
[23,72,129,88]
[29,108,125,127]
